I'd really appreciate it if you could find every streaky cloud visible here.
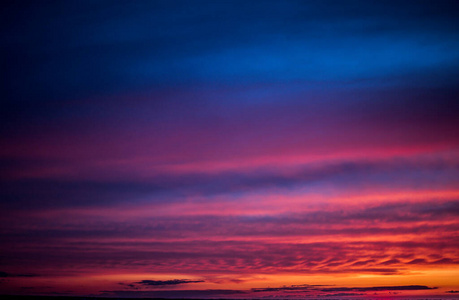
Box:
[135,279,204,286]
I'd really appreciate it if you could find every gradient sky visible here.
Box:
[1,0,459,298]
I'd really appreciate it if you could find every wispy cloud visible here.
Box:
[100,289,246,298]
[319,285,438,292]
[0,271,39,278]
[103,284,439,298]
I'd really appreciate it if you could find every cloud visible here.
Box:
[1,232,457,277]
[124,284,440,298]
[4,200,457,244]
[323,293,365,297]
[117,279,205,291]
[253,284,438,296]
[446,290,459,293]
[100,289,245,298]
[2,156,458,211]
[0,271,39,278]
[135,279,204,286]
[252,284,314,292]
[319,285,437,292]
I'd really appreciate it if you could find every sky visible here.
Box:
[1,0,459,298]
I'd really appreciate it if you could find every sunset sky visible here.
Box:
[1,0,459,298]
